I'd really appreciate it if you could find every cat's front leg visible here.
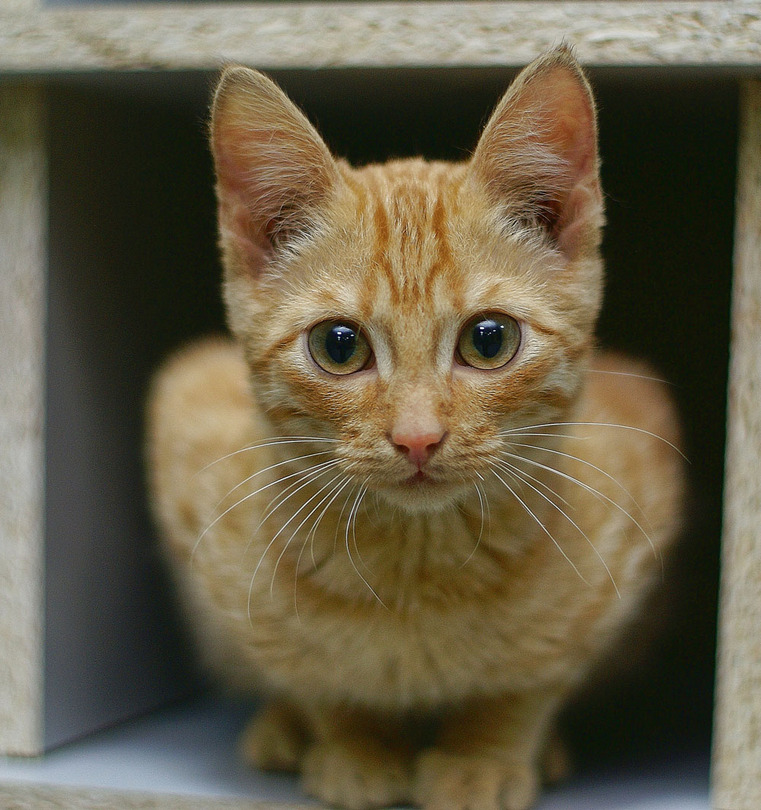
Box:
[414,690,563,810]
[240,698,310,773]
[300,704,415,810]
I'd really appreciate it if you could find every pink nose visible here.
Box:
[391,427,446,470]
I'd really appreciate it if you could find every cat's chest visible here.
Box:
[247,540,581,708]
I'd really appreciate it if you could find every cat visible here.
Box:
[146,47,685,810]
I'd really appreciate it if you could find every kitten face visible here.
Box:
[211,49,604,514]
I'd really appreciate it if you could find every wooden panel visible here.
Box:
[0,783,295,810]
[0,2,759,73]
[0,83,46,756]
[713,80,761,810]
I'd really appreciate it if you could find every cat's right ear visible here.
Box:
[210,67,341,277]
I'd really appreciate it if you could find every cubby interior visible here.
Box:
[41,66,736,793]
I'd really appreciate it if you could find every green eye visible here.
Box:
[308,320,372,375]
[457,313,521,370]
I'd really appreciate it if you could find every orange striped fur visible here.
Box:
[146,48,684,810]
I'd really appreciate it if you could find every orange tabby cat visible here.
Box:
[146,48,684,810]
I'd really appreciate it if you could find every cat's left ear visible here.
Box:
[470,47,603,259]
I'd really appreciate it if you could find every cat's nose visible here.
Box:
[390,425,446,470]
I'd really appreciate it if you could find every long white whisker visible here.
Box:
[305,474,355,571]
[497,451,574,510]
[299,473,355,578]
[271,469,348,600]
[345,483,386,608]
[480,477,492,535]
[210,449,337,523]
[504,440,647,522]
[586,368,671,385]
[334,483,359,556]
[498,430,580,441]
[254,458,342,537]
[486,460,590,587]
[198,437,339,474]
[193,453,338,563]
[245,461,343,625]
[501,422,687,462]
[246,459,342,562]
[502,449,660,567]
[350,486,374,577]
[461,482,488,568]
[493,457,621,598]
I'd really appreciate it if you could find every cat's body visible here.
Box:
[146,49,684,810]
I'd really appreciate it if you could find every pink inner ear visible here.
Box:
[473,58,603,258]
[213,127,300,276]
[555,181,602,256]
[213,115,339,278]
[555,115,595,175]
[528,71,598,191]
[519,70,602,255]
[213,184,273,280]
[543,105,601,252]
[214,124,287,211]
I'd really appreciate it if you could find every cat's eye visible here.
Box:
[457,313,521,370]
[308,320,372,375]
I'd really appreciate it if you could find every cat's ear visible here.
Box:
[210,66,341,277]
[470,47,603,259]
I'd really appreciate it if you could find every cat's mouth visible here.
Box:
[372,467,470,513]
[398,468,449,490]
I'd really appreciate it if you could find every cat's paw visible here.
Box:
[413,750,538,810]
[240,701,308,772]
[302,739,413,810]
[540,731,572,785]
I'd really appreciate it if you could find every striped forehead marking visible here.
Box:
[358,164,460,316]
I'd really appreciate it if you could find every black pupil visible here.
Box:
[472,320,504,359]
[326,325,357,364]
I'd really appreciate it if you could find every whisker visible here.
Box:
[345,483,387,608]
[244,461,344,625]
[586,368,671,385]
[350,486,375,577]
[211,448,337,521]
[501,449,660,567]
[498,430,580,442]
[270,469,348,600]
[486,460,590,588]
[193,452,338,563]
[501,422,687,462]
[304,474,355,572]
[254,458,342,538]
[461,482,488,568]
[245,459,343,562]
[493,457,621,598]
[197,436,339,475]
[334,481,360,556]
[197,462,338,569]
[503,441,643,518]
[496,451,574,511]
[364,490,386,531]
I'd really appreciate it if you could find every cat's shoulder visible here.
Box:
[148,335,251,417]
[146,335,256,474]
[146,336,261,550]
[581,351,682,451]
